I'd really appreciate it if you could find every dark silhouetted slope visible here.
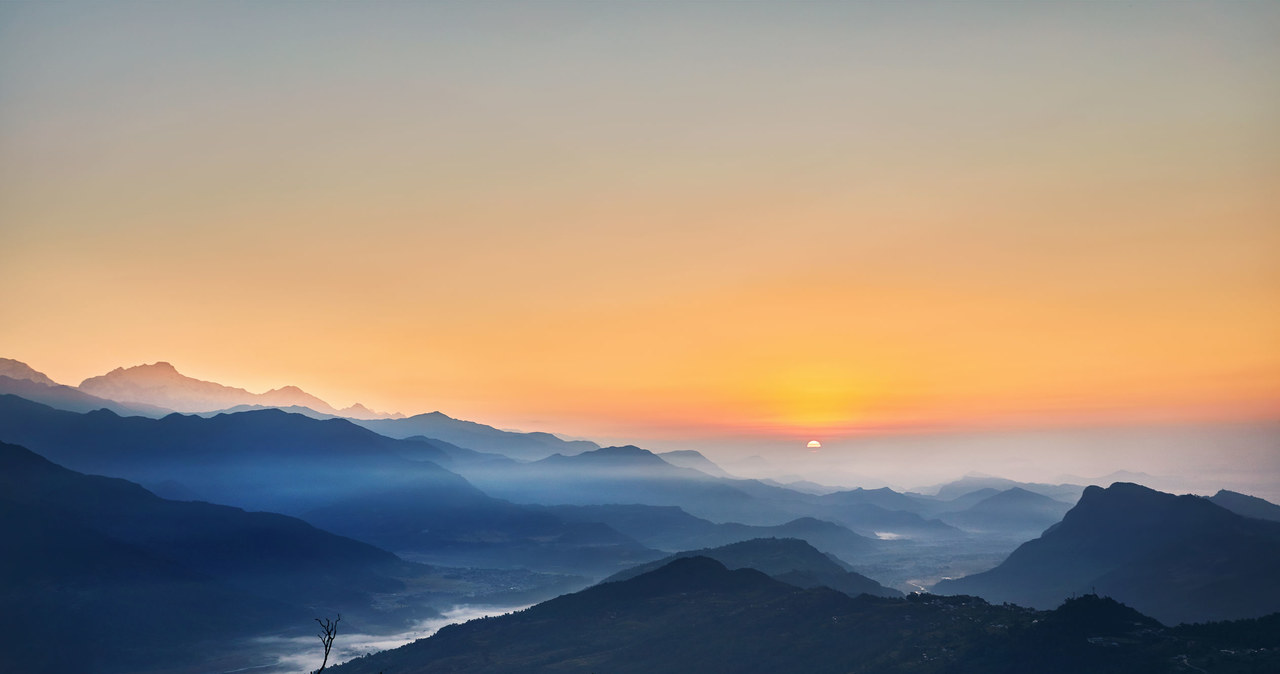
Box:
[0,440,426,673]
[1211,489,1280,522]
[329,556,1280,674]
[934,482,1280,624]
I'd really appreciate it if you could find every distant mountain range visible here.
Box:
[934,482,1280,624]
[920,474,1085,504]
[351,410,598,461]
[77,360,402,418]
[0,395,659,577]
[2,357,598,460]
[458,443,971,539]
[461,444,789,523]
[329,554,1280,674]
[1,357,403,419]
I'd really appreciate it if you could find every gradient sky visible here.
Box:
[3,2,1278,452]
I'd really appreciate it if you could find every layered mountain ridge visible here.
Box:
[933,482,1280,624]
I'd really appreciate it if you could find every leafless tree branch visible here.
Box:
[313,613,340,673]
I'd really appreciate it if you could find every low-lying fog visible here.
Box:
[233,604,530,674]
[653,420,1280,501]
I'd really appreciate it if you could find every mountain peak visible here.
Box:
[584,445,669,465]
[934,481,1280,624]
[90,361,184,384]
[78,362,346,416]
[598,445,649,455]
[1209,489,1280,523]
[608,555,785,598]
[130,361,180,376]
[0,358,59,387]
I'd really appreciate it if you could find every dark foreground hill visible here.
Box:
[934,482,1280,624]
[330,556,1280,674]
[603,537,900,598]
[0,441,415,673]
[0,441,590,673]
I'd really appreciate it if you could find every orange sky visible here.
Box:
[2,2,1278,443]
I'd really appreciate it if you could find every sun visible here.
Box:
[806,440,822,449]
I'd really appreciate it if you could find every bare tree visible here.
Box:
[313,613,341,673]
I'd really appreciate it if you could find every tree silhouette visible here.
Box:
[313,613,340,673]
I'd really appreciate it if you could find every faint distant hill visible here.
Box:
[549,504,878,565]
[818,486,930,513]
[604,537,900,598]
[1210,489,1280,523]
[723,453,776,477]
[760,478,843,495]
[658,449,733,477]
[462,445,966,537]
[461,444,797,525]
[328,554,1280,674]
[0,440,420,673]
[933,482,1280,624]
[76,360,400,418]
[353,411,598,461]
[939,487,1074,537]
[1056,469,1157,486]
[924,474,1085,503]
[801,489,964,539]
[906,487,1003,517]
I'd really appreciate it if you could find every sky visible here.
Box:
[2,2,1278,477]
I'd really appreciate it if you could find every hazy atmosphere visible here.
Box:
[3,3,1280,672]
[4,2,1277,441]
